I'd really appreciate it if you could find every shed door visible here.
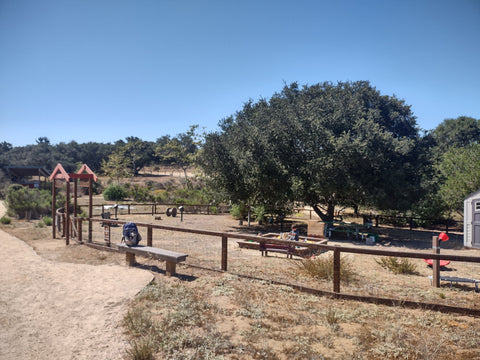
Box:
[473,199,480,248]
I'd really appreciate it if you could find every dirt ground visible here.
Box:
[1,199,480,359]
[0,202,154,360]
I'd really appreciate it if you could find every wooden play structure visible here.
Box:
[49,163,97,244]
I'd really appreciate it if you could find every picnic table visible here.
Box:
[237,232,327,258]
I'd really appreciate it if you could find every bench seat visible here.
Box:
[259,242,294,259]
[429,275,480,292]
[117,243,188,276]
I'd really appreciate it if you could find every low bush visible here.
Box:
[376,256,418,275]
[230,203,247,220]
[296,254,356,283]
[0,216,11,225]
[5,184,51,219]
[103,184,129,201]
[43,216,53,226]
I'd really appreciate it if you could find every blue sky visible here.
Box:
[1,0,479,147]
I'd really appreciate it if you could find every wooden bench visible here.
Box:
[117,243,188,276]
[429,275,480,292]
[259,242,294,259]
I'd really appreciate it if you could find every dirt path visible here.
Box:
[0,202,153,360]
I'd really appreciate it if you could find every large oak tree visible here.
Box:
[201,81,425,221]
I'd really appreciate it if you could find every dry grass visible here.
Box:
[121,274,480,359]
[295,253,356,283]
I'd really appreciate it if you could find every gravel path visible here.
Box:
[0,202,153,360]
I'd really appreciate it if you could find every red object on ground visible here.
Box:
[439,232,449,241]
[423,259,450,267]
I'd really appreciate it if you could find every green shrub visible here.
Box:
[130,185,154,202]
[230,203,247,220]
[43,216,53,226]
[0,216,11,225]
[5,184,51,219]
[254,205,266,222]
[376,257,418,275]
[103,184,129,201]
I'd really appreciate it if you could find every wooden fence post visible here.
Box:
[147,226,152,247]
[333,247,341,293]
[88,218,92,243]
[432,236,440,288]
[78,218,82,242]
[221,235,228,271]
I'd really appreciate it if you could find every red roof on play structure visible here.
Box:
[49,163,97,182]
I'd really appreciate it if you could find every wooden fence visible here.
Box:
[78,203,230,216]
[70,216,480,315]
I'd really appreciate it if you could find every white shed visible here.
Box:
[464,190,480,248]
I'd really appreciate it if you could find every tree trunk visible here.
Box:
[182,167,192,189]
[312,201,335,222]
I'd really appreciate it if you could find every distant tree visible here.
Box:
[101,152,133,182]
[0,141,12,154]
[156,125,201,188]
[121,138,156,175]
[75,142,114,172]
[419,116,480,219]
[436,144,480,215]
[432,116,480,151]
[36,137,51,145]
[101,138,155,179]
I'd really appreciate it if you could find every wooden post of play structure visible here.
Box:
[88,177,93,243]
[65,180,70,245]
[52,180,56,239]
[78,218,82,242]
[432,236,440,288]
[74,178,78,218]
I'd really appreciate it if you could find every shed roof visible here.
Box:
[464,189,480,201]
[6,166,50,178]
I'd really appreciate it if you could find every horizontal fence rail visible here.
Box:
[69,216,480,316]
[78,203,230,216]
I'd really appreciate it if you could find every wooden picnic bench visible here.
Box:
[117,243,188,276]
[259,242,294,259]
[429,275,480,292]
[238,232,327,259]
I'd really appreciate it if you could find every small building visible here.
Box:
[5,166,50,188]
[464,190,480,248]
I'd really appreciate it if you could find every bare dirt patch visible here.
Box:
[0,202,153,360]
